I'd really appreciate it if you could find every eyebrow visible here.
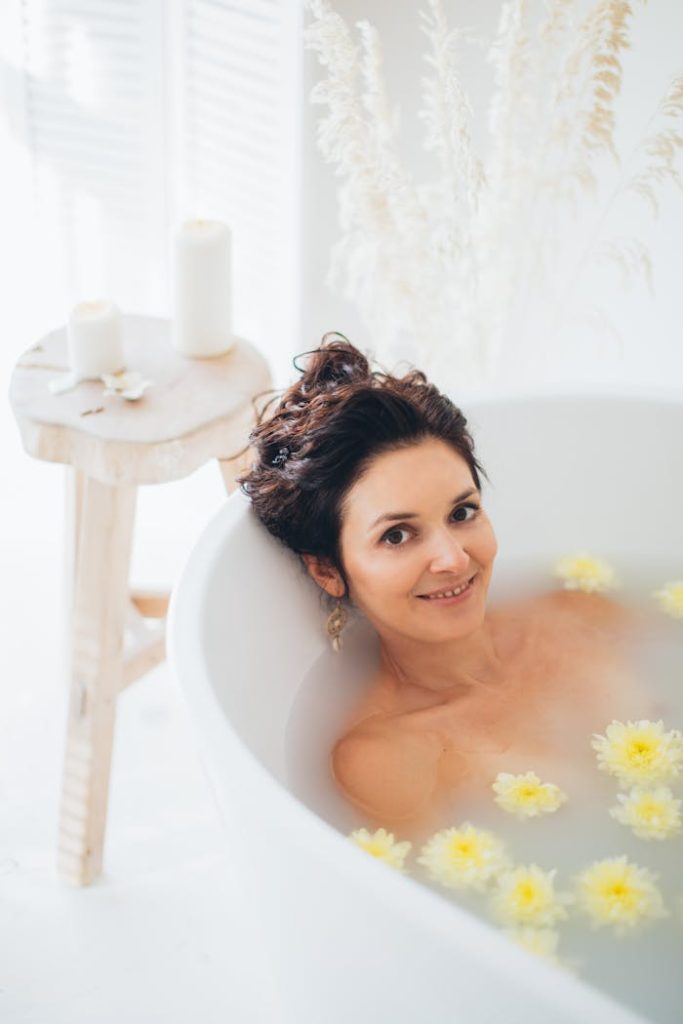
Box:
[368,487,480,531]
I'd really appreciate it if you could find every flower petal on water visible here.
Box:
[348,826,412,871]
[492,770,568,819]
[553,551,619,593]
[591,718,683,787]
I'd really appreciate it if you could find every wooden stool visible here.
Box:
[8,314,273,886]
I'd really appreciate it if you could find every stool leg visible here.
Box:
[217,445,253,495]
[57,474,137,886]
[62,466,85,691]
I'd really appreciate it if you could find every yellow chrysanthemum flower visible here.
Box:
[417,822,511,892]
[573,855,669,935]
[489,864,574,928]
[348,827,412,871]
[653,580,683,619]
[492,770,568,819]
[591,719,683,787]
[553,551,619,593]
[609,785,683,840]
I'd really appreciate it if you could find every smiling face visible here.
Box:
[313,437,498,644]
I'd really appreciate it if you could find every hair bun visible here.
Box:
[294,331,371,394]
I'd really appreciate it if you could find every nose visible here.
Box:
[426,527,471,574]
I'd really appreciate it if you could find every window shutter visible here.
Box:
[175,0,303,375]
[19,0,169,312]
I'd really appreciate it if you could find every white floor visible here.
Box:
[1,411,283,1023]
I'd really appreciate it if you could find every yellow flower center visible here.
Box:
[450,837,481,862]
[519,883,535,903]
[603,879,637,908]
[627,740,655,765]
[638,800,661,820]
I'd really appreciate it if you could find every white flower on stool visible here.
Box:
[101,370,152,401]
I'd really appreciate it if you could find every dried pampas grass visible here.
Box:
[304,0,683,388]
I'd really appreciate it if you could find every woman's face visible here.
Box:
[336,438,498,642]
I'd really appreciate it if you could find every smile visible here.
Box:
[417,575,477,604]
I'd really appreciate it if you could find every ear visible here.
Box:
[301,553,345,599]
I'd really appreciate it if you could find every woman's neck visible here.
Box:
[378,619,506,697]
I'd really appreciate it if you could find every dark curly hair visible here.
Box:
[234,331,489,607]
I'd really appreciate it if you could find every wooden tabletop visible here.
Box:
[8,313,274,485]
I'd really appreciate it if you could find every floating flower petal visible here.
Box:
[592,719,683,787]
[573,855,668,935]
[417,822,511,892]
[652,580,683,619]
[609,785,683,840]
[553,551,619,593]
[492,770,568,819]
[489,863,574,928]
[348,827,412,871]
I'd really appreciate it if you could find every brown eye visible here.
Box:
[382,526,410,547]
[453,503,480,523]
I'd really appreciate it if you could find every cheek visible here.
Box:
[478,520,498,562]
[369,551,413,588]
[347,547,415,601]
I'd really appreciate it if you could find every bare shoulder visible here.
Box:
[330,709,447,824]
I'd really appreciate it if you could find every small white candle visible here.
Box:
[172,218,234,358]
[67,299,125,378]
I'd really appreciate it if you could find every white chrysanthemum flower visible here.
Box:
[573,855,669,936]
[489,863,574,928]
[348,827,412,871]
[591,719,683,787]
[417,822,511,892]
[652,580,683,619]
[492,770,568,819]
[609,785,683,840]
[553,551,619,593]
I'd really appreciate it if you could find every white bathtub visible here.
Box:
[167,385,683,1024]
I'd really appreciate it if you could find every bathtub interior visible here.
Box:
[199,391,683,797]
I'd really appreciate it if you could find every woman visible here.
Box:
[236,333,654,840]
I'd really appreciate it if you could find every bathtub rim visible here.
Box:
[165,385,682,1024]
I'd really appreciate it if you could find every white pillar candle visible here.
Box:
[172,218,234,357]
[67,299,125,378]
